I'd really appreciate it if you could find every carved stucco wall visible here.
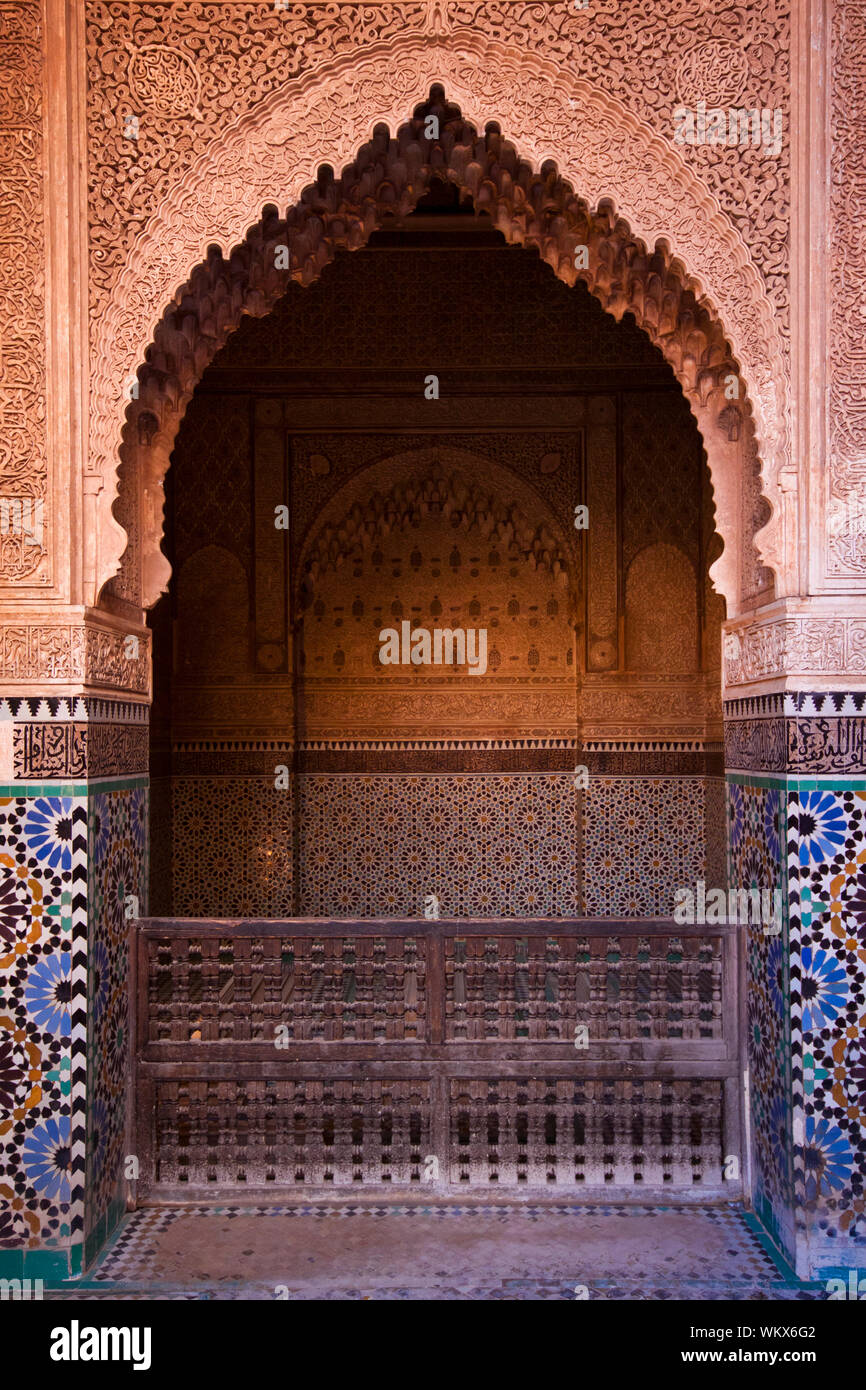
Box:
[625,545,698,675]
[85,2,791,346]
[296,456,576,740]
[5,3,866,692]
[0,1,47,589]
[827,0,866,582]
[79,3,792,618]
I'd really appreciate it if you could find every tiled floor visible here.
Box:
[44,1202,825,1300]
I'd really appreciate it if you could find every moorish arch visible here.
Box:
[89,33,791,618]
[6,0,864,1291]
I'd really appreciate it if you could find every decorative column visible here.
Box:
[0,615,150,1279]
[0,0,151,1280]
[724,602,866,1278]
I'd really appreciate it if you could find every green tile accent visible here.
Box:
[0,1248,23,1278]
[88,776,148,792]
[727,772,866,791]
[0,1242,86,1282]
[726,772,787,789]
[793,778,866,790]
[0,784,87,797]
[745,1205,806,1281]
[20,1247,75,1280]
[0,777,147,796]
[83,1196,126,1271]
[85,1213,107,1269]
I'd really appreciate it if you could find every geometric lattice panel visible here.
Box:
[584,776,707,916]
[298,773,581,918]
[153,1079,432,1188]
[449,1077,725,1187]
[171,778,294,917]
[138,918,737,1199]
[148,1074,725,1193]
[145,932,427,1043]
[445,933,724,1041]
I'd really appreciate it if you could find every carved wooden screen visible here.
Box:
[133,918,741,1199]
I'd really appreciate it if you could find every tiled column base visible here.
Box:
[726,770,793,1262]
[0,698,147,1278]
[726,692,866,1278]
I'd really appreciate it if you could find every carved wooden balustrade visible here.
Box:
[132,919,741,1200]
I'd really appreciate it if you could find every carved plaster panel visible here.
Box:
[169,680,579,743]
[299,682,580,742]
[12,720,149,779]
[0,1,47,587]
[827,0,866,580]
[83,23,790,614]
[84,2,791,327]
[725,713,866,775]
[723,611,866,691]
[0,619,150,694]
[580,677,709,741]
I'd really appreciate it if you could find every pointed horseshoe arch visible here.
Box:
[90,34,790,617]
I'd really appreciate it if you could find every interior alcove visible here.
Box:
[147,195,726,918]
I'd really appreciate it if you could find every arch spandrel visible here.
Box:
[90,33,790,614]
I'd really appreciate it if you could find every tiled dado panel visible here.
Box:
[728,694,866,1277]
[298,773,581,919]
[727,775,792,1263]
[172,776,295,917]
[789,783,866,1275]
[0,786,87,1271]
[0,773,147,1275]
[85,782,148,1262]
[169,771,722,919]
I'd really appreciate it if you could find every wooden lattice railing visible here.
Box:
[132,919,741,1200]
